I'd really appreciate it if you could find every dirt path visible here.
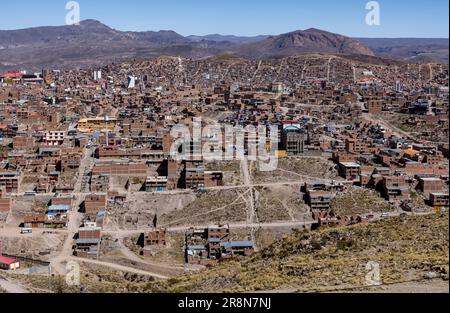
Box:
[70,257,168,279]
[103,220,317,238]
[241,159,258,250]
[114,237,185,276]
[50,148,93,275]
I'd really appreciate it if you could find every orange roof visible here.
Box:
[2,72,22,79]
[403,149,419,156]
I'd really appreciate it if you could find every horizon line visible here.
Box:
[0,19,448,40]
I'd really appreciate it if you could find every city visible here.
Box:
[0,0,448,301]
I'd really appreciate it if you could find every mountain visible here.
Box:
[187,34,270,44]
[0,19,189,46]
[356,38,449,63]
[0,20,448,71]
[0,20,197,71]
[234,28,375,58]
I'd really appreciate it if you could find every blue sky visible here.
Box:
[0,0,448,37]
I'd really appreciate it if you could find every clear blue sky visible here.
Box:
[0,0,448,37]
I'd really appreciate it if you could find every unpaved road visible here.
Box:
[70,257,169,279]
[103,219,317,238]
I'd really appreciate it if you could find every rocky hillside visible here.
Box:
[234,28,375,58]
[145,213,449,293]
[0,20,229,71]
[1,20,447,71]
[0,22,374,71]
[357,38,449,64]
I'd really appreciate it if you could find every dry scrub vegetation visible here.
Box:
[3,213,447,293]
[330,187,394,216]
[253,158,337,184]
[255,186,310,223]
[159,188,248,226]
[144,213,449,293]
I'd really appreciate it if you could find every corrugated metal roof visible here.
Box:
[48,205,70,211]
[222,241,254,249]
[0,255,17,264]
[187,245,207,251]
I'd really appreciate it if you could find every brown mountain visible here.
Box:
[234,28,375,58]
[0,20,212,71]
[5,21,445,72]
[0,19,188,46]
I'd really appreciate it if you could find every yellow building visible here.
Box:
[77,117,117,133]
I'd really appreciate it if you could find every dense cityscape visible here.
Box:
[0,0,448,299]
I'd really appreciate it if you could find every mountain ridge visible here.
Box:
[0,20,447,71]
[232,28,375,58]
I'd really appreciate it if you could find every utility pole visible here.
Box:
[48,264,52,292]
[104,115,109,146]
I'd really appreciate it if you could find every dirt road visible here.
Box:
[70,257,169,279]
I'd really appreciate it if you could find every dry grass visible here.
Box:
[158,188,248,227]
[253,158,337,184]
[144,212,449,293]
[4,213,447,293]
[331,186,394,216]
[4,263,155,293]
[124,233,185,266]
[255,186,309,223]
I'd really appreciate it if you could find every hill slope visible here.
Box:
[234,28,375,58]
[1,21,447,71]
[0,23,373,71]
[357,38,449,63]
[146,213,449,293]
[0,20,223,71]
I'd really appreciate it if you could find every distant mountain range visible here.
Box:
[356,38,449,64]
[187,34,270,44]
[0,20,447,71]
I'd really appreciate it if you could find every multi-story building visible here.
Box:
[84,194,107,218]
[145,176,168,192]
[0,172,20,193]
[429,193,449,208]
[185,224,253,265]
[143,228,167,246]
[417,177,444,195]
[381,176,410,202]
[184,159,205,190]
[338,162,361,181]
[0,187,12,212]
[345,138,366,153]
[77,117,117,133]
[74,226,102,259]
[306,190,332,211]
[43,131,66,146]
[281,125,306,156]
